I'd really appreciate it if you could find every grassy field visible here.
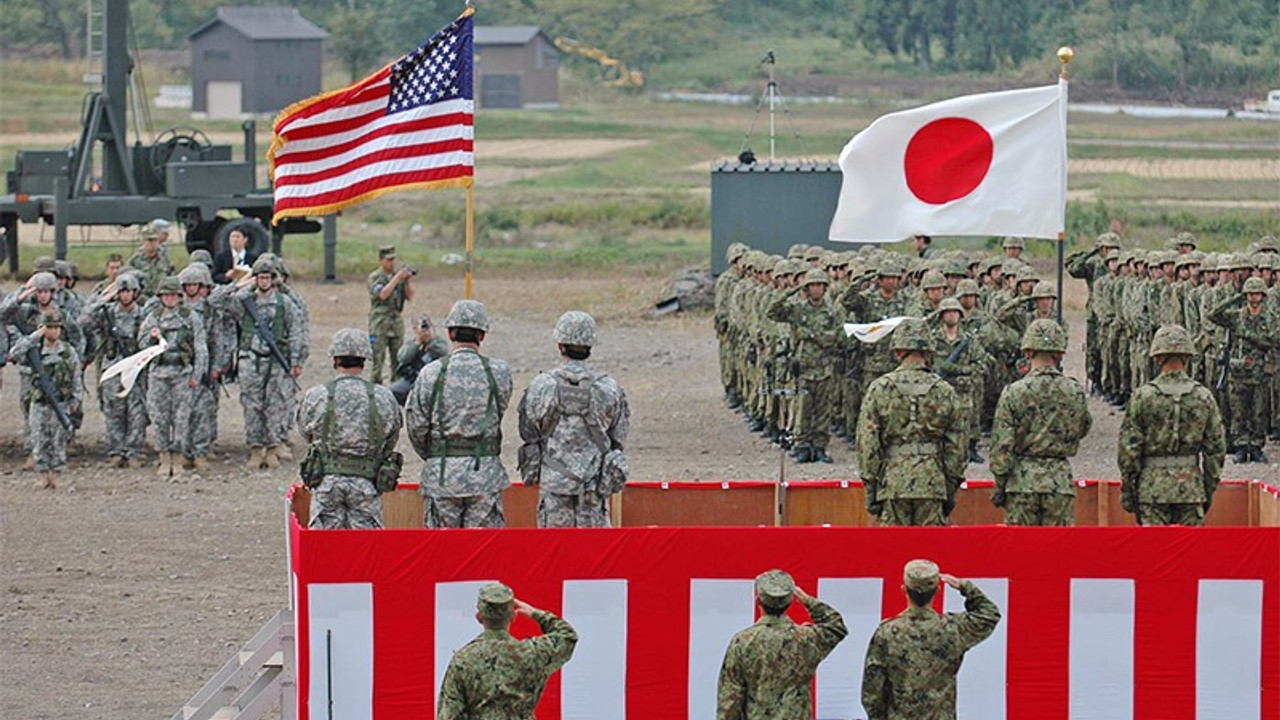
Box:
[2,59,1277,281]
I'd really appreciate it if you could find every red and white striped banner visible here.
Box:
[289,517,1279,720]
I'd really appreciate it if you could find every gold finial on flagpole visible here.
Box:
[1057,46,1074,80]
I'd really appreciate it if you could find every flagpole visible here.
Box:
[465,183,475,299]
[1056,46,1073,324]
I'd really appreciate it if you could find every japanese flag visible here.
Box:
[829,80,1067,243]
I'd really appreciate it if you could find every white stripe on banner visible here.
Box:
[562,580,628,720]
[1069,579,1134,720]
[945,578,1008,720]
[1196,579,1263,720]
[689,579,755,720]
[815,578,883,720]
[434,580,498,703]
[308,583,374,720]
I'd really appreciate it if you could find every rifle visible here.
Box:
[14,313,74,432]
[240,294,300,388]
[1215,327,1231,393]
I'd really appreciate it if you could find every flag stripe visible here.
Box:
[1070,579,1135,720]
[688,580,754,720]
[308,583,374,720]
[274,138,474,189]
[273,107,472,166]
[1196,580,1263,720]
[816,578,883,720]
[273,156,474,204]
[562,580,628,720]
[1135,578,1197,720]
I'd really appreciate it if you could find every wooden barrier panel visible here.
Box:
[952,480,1005,525]
[783,482,865,526]
[621,482,777,527]
[1259,482,1280,527]
[1206,480,1252,526]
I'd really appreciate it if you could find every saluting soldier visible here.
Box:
[138,276,208,477]
[767,269,842,463]
[1208,276,1277,463]
[368,245,414,384]
[80,273,147,467]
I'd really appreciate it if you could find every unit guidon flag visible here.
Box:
[268,9,474,223]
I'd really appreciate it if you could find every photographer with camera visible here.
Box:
[368,245,415,384]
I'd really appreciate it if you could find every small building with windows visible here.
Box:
[474,26,559,109]
[188,7,328,118]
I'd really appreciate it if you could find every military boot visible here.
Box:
[275,444,294,463]
[968,440,986,464]
[245,447,265,470]
[1253,447,1269,464]
[23,454,35,471]
[812,448,833,464]
[36,471,56,490]
[793,446,814,463]
[156,452,172,477]
[263,446,281,469]
[1233,448,1250,464]
[191,456,209,472]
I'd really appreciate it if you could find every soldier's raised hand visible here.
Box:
[513,598,537,616]
[939,573,962,589]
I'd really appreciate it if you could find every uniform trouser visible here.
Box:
[537,490,611,528]
[1271,367,1280,438]
[879,498,944,526]
[1086,317,1100,385]
[718,332,737,393]
[1130,331,1152,393]
[19,369,32,451]
[309,475,383,529]
[370,323,404,384]
[185,382,218,458]
[30,401,70,471]
[239,360,293,448]
[102,374,147,459]
[1138,502,1204,527]
[1228,376,1270,449]
[793,373,832,451]
[1004,492,1075,526]
[423,493,505,528]
[842,370,863,443]
[146,368,192,454]
[1115,332,1130,396]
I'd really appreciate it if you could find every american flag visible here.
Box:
[268,10,474,223]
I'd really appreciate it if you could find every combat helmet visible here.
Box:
[1021,319,1068,353]
[956,278,980,297]
[156,276,181,295]
[115,274,141,292]
[251,256,276,276]
[1149,325,1195,358]
[177,265,207,286]
[445,299,490,332]
[1174,231,1197,249]
[30,271,58,290]
[920,269,947,290]
[553,311,597,347]
[1030,281,1057,299]
[1097,232,1122,249]
[39,309,64,327]
[801,268,829,287]
[1243,277,1268,294]
[890,318,932,353]
[1002,237,1026,250]
[328,328,373,359]
[1257,235,1278,253]
[33,256,56,273]
[938,297,963,314]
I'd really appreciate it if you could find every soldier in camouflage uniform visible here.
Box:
[407,300,513,528]
[1208,276,1278,463]
[9,311,82,488]
[128,228,173,298]
[932,297,987,463]
[990,320,1092,525]
[368,245,414,384]
[269,256,310,462]
[518,311,630,528]
[209,256,306,470]
[178,264,227,469]
[715,244,748,409]
[906,270,948,317]
[2,271,78,468]
[1118,325,1225,525]
[80,273,147,467]
[716,569,847,720]
[138,276,208,477]
[767,269,842,463]
[297,329,402,529]
[856,318,966,526]
[437,583,577,720]
[862,560,1001,720]
[1068,232,1120,391]
[841,255,908,398]
[389,313,451,405]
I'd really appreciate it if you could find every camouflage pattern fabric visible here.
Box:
[1118,370,1225,525]
[857,363,966,526]
[127,247,173,298]
[9,333,82,471]
[989,366,1091,525]
[931,325,988,446]
[1003,492,1075,525]
[424,495,505,528]
[862,580,1001,720]
[138,305,207,454]
[716,595,848,720]
[1137,502,1204,526]
[406,347,513,509]
[298,374,403,529]
[517,360,630,527]
[1208,293,1278,450]
[368,268,407,384]
[766,288,842,454]
[80,295,147,460]
[436,610,578,720]
[879,499,944,527]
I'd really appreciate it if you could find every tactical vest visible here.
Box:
[889,372,945,447]
[545,370,612,470]
[101,304,139,360]
[317,376,384,479]
[152,305,196,366]
[424,354,501,481]
[31,344,75,405]
[239,293,289,354]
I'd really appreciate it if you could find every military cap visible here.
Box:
[67,261,79,279]
[445,299,490,332]
[177,265,205,285]
[890,317,933,353]
[1243,277,1268,294]
[378,245,397,259]
[39,309,64,327]
[787,244,808,260]
[476,582,515,619]
[920,270,947,290]
[1257,235,1278,253]
[189,249,214,266]
[141,227,161,241]
[878,255,907,277]
[251,256,276,275]
[903,559,940,593]
[1022,318,1068,353]
[1002,237,1026,250]
[30,271,58,290]
[755,569,795,610]
[156,276,181,295]
[1031,281,1057,299]
[553,310,598,347]
[53,260,71,278]
[802,268,830,287]
[727,243,748,262]
[328,327,373,359]
[1200,254,1218,272]
[33,256,56,273]
[938,297,963,313]
[114,274,141,292]
[956,278,980,297]
[1149,325,1195,358]
[1096,232,1122,249]
[150,218,172,234]
[1174,231,1197,248]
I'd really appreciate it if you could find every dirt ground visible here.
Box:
[2,269,1277,720]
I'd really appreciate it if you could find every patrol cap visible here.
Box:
[476,582,515,620]
[920,269,947,290]
[1030,281,1057,300]
[1243,276,1268,294]
[39,309,64,327]
[157,276,181,295]
[33,256,56,273]
[956,278,980,297]
[890,317,933,353]
[903,559,940,593]
[1021,318,1068,353]
[554,310,598,347]
[938,297,963,313]
[30,271,58,290]
[802,268,829,287]
[1002,237,1026,250]
[151,218,172,234]
[755,569,795,610]
[1149,325,1195,358]
[378,245,396,259]
[445,299,490,332]
[328,328,373,359]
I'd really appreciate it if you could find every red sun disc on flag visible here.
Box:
[903,117,994,205]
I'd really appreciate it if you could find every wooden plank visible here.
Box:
[383,488,424,529]
[620,485,776,527]
[784,484,864,526]
[502,485,539,528]
[952,485,1004,525]
[1206,482,1250,526]
[291,487,310,528]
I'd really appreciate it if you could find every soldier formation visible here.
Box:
[715,230,1277,526]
